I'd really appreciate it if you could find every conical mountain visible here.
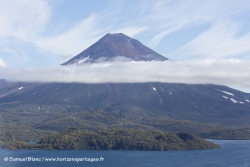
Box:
[63,33,168,65]
[1,33,250,128]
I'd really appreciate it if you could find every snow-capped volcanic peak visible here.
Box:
[62,33,168,65]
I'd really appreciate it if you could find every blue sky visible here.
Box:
[0,0,250,92]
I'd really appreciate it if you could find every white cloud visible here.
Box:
[34,17,148,57]
[0,0,51,39]
[141,0,250,59]
[0,0,52,65]
[147,0,250,25]
[148,21,186,48]
[174,21,250,60]
[110,26,147,38]
[1,59,250,88]
[1,0,250,67]
[0,58,7,67]
[33,14,103,57]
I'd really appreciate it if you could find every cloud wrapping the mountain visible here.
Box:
[1,59,250,87]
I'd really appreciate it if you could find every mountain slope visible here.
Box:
[0,33,250,127]
[1,82,250,126]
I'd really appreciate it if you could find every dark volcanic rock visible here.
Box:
[62,33,168,65]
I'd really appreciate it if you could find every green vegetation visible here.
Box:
[1,109,250,148]
[36,109,223,134]
[200,128,250,140]
[3,128,220,150]
[2,140,31,150]
[0,123,55,142]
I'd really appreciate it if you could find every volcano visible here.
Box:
[1,33,250,127]
[62,33,168,65]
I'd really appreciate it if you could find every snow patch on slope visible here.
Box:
[78,56,90,65]
[221,91,234,96]
[245,99,249,102]
[216,89,234,96]
[153,87,156,91]
[222,96,228,99]
[230,98,237,103]
[18,87,23,90]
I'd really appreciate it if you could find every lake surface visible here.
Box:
[1,140,250,167]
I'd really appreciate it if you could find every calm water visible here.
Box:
[0,140,250,167]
